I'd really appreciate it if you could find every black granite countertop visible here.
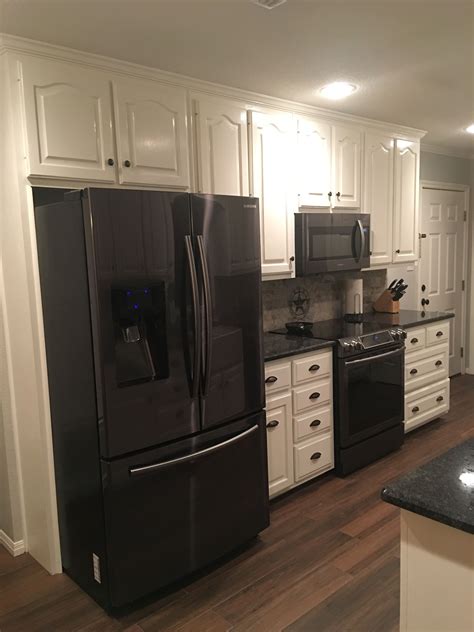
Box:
[364,309,454,329]
[381,439,474,534]
[263,333,335,362]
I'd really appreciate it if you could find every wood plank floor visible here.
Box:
[1,375,473,632]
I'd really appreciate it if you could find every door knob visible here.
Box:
[124,160,131,167]
[107,158,115,166]
[421,298,430,306]
[421,284,426,292]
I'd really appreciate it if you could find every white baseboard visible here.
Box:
[0,529,25,557]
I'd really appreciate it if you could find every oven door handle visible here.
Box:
[344,347,402,365]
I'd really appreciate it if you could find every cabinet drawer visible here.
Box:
[292,379,331,415]
[405,379,450,432]
[264,362,291,395]
[293,406,333,443]
[405,347,449,392]
[294,433,334,482]
[405,327,426,353]
[292,350,332,386]
[426,321,450,348]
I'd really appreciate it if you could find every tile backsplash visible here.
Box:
[262,270,387,331]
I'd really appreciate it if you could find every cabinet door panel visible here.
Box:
[20,57,115,182]
[265,393,293,497]
[364,133,394,265]
[114,78,189,188]
[250,110,296,277]
[297,117,331,209]
[393,140,420,262]
[332,125,361,209]
[194,95,249,195]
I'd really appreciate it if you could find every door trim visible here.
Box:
[420,180,470,375]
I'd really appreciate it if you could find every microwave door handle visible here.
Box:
[185,235,201,398]
[355,219,365,263]
[345,347,402,365]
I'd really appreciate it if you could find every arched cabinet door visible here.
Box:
[114,77,190,188]
[393,139,420,263]
[20,56,116,182]
[332,124,362,210]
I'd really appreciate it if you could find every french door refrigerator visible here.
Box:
[34,188,269,609]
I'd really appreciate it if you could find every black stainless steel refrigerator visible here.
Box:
[34,188,269,609]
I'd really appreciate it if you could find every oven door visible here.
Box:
[295,213,370,275]
[337,345,404,448]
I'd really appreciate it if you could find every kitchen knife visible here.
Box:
[388,279,398,290]
[393,284,408,300]
[392,278,404,292]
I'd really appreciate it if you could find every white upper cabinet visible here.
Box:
[249,109,296,278]
[364,133,394,266]
[331,124,362,209]
[296,117,331,209]
[393,139,420,263]
[193,94,249,196]
[114,77,189,188]
[20,57,116,182]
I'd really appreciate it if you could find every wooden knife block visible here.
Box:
[373,289,399,314]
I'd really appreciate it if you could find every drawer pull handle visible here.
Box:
[266,419,279,428]
[309,364,320,372]
[411,337,419,344]
[310,452,322,461]
[309,392,320,400]
[310,419,321,428]
[412,406,420,414]
[435,360,442,367]
[436,396,444,403]
[436,331,443,337]
[265,375,278,384]
[410,368,418,375]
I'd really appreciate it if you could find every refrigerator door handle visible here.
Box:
[129,424,259,476]
[196,234,212,397]
[185,235,201,398]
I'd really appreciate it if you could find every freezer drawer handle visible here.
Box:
[436,331,444,337]
[265,375,278,384]
[309,364,320,372]
[410,337,419,344]
[129,425,259,476]
[410,368,418,375]
[310,419,321,428]
[266,420,279,429]
[310,452,322,461]
[436,396,444,402]
[309,392,320,400]
[412,406,420,414]
[435,360,443,367]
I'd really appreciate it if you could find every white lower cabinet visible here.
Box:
[265,348,334,498]
[404,319,451,432]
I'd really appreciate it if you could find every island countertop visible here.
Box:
[363,309,454,329]
[381,438,474,534]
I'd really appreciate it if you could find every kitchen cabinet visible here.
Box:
[193,94,249,196]
[114,77,189,188]
[331,124,362,210]
[364,133,394,266]
[265,392,294,498]
[20,56,116,182]
[250,109,296,278]
[393,139,420,263]
[265,348,334,498]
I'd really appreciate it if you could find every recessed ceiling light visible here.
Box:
[252,0,287,9]
[466,124,474,134]
[319,82,358,100]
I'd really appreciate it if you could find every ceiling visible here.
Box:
[1,0,473,155]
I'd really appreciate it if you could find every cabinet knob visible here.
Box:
[412,406,420,413]
[308,364,320,372]
[107,158,115,166]
[310,419,321,428]
[410,368,418,375]
[290,256,295,262]
[395,249,400,254]
[328,191,332,198]
[124,159,131,167]
[265,375,278,384]
[310,452,322,461]
[436,396,444,403]
[435,360,443,367]
[336,192,341,199]
[436,331,443,337]
[309,392,320,400]
[266,419,279,429]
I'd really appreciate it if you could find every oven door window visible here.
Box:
[341,348,404,446]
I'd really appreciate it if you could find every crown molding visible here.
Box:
[421,142,474,161]
[0,32,427,140]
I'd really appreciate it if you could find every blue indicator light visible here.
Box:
[144,289,149,294]
[133,304,139,310]
[127,291,132,296]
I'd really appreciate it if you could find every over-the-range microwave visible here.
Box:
[295,213,370,275]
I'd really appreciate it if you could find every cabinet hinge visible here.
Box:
[464,210,467,221]
[462,280,466,291]
[461,347,464,359]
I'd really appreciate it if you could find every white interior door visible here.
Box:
[420,187,466,375]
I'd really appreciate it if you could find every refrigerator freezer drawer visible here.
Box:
[101,413,269,607]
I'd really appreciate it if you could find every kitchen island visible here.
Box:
[382,439,474,632]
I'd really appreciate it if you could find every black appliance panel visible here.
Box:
[102,413,269,607]
[190,195,264,429]
[83,189,200,458]
[295,213,370,275]
[337,344,404,449]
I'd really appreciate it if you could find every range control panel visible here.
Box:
[338,327,406,356]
